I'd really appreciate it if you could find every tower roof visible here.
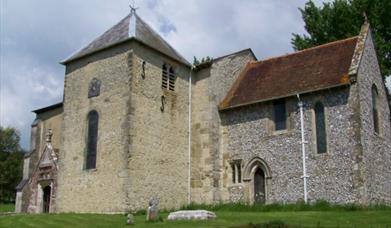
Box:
[61,12,190,66]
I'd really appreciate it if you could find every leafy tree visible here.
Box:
[292,0,391,80]
[193,56,213,66]
[0,126,24,203]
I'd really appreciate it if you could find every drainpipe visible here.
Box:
[297,94,308,203]
[188,66,193,204]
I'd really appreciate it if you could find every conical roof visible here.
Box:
[62,12,190,65]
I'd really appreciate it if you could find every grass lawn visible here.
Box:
[1,210,390,228]
[0,204,14,213]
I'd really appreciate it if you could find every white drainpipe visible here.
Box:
[188,66,193,204]
[297,94,308,203]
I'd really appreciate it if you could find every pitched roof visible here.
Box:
[32,102,63,114]
[61,12,190,66]
[219,37,358,110]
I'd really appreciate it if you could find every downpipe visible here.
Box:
[297,94,308,203]
[188,66,193,204]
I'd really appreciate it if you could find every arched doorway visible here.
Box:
[254,168,265,203]
[243,157,272,204]
[43,186,51,213]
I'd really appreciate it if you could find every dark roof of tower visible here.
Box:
[219,37,358,110]
[32,102,63,114]
[61,12,190,66]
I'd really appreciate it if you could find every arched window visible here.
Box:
[315,102,327,154]
[86,110,99,169]
[161,64,176,91]
[372,85,380,134]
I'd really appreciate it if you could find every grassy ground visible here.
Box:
[1,210,390,228]
[0,203,14,213]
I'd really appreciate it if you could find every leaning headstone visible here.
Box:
[167,210,217,221]
[146,198,159,221]
[126,213,134,225]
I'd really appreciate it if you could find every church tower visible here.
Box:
[57,8,191,212]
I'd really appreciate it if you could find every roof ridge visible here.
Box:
[250,36,358,65]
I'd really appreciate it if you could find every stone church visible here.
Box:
[15,10,391,213]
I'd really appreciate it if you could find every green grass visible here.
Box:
[178,200,390,212]
[1,210,390,228]
[0,204,14,213]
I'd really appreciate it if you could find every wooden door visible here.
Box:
[43,186,51,213]
[254,168,265,203]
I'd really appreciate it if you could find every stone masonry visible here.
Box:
[16,13,391,214]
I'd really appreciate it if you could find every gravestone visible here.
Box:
[126,213,134,225]
[146,198,159,221]
[167,210,217,221]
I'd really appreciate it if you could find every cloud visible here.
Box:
[1,0,388,150]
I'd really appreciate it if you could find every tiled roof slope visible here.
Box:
[62,13,189,65]
[219,37,358,110]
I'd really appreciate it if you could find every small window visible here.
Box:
[161,64,168,89]
[231,163,236,184]
[236,163,242,183]
[231,160,242,184]
[372,85,380,134]
[86,110,99,169]
[315,102,327,153]
[161,64,176,91]
[273,99,287,131]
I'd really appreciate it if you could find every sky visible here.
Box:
[1,0,390,150]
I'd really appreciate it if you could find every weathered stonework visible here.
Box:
[190,50,256,203]
[16,106,62,213]
[17,15,391,214]
[356,31,391,204]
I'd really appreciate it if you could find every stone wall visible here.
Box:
[126,42,190,211]
[18,106,63,213]
[221,87,365,204]
[191,50,256,204]
[357,31,391,204]
[57,42,133,213]
[58,40,191,213]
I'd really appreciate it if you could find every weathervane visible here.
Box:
[129,0,138,14]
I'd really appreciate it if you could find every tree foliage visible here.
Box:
[193,56,213,66]
[0,126,24,203]
[292,0,391,78]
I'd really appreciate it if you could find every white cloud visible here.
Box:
[2,0,383,150]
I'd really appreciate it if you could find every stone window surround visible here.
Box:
[84,109,99,171]
[267,99,293,136]
[371,84,381,136]
[311,100,330,155]
[311,100,329,154]
[161,63,177,92]
[230,160,243,184]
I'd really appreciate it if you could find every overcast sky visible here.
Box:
[1,0,390,149]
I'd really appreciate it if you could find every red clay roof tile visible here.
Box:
[219,37,358,110]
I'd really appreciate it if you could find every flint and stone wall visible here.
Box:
[357,32,391,204]
[191,50,256,204]
[221,88,365,204]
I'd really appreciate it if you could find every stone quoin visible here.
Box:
[15,10,391,213]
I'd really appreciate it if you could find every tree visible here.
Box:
[292,0,391,80]
[0,126,24,203]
